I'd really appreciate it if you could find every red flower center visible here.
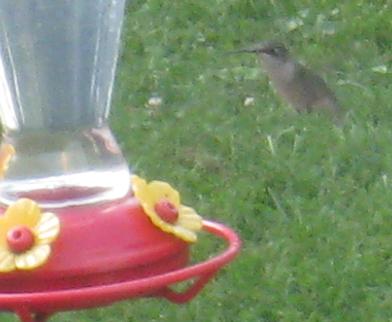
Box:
[7,225,35,254]
[154,199,179,224]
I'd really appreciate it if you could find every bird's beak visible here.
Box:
[229,48,258,54]
[226,48,259,56]
[227,44,266,55]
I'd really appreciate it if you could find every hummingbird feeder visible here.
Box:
[0,1,240,321]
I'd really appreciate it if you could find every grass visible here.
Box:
[2,0,392,321]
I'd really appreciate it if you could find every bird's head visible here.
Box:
[234,41,290,63]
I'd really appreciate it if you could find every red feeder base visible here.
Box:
[0,192,240,321]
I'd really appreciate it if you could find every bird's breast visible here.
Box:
[268,72,311,111]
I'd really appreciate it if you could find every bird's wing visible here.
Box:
[294,65,339,105]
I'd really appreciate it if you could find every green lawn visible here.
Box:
[2,0,392,321]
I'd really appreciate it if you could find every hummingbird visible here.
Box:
[234,41,342,121]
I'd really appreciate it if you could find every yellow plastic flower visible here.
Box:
[0,143,15,178]
[132,175,203,243]
[0,199,60,272]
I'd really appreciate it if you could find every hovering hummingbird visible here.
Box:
[234,41,342,121]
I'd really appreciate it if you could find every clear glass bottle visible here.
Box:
[0,0,130,207]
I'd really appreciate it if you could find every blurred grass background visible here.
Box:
[2,0,392,321]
